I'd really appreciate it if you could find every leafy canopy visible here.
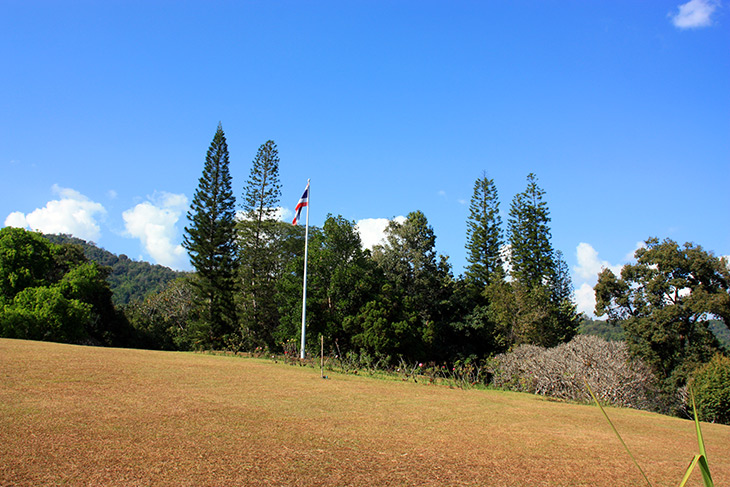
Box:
[595,237,729,387]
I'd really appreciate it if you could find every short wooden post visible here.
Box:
[320,335,324,378]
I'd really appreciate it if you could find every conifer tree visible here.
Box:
[238,140,282,348]
[183,124,238,348]
[507,173,554,288]
[465,173,503,288]
[241,140,282,223]
[500,173,579,348]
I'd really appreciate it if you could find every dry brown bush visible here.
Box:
[490,335,662,410]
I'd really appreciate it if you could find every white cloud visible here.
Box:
[3,185,106,241]
[572,242,638,318]
[575,283,597,317]
[123,192,188,270]
[4,211,28,228]
[574,242,622,282]
[157,192,188,211]
[355,216,406,250]
[279,207,293,222]
[670,0,719,29]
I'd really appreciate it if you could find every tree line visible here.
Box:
[176,123,729,413]
[177,124,581,362]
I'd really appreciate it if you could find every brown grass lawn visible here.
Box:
[1,339,728,486]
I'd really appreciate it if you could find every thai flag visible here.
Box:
[292,182,309,225]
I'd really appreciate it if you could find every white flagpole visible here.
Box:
[300,179,310,359]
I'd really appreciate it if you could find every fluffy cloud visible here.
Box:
[571,242,641,318]
[355,216,406,250]
[3,185,106,241]
[4,212,28,228]
[575,283,597,317]
[670,0,719,29]
[573,242,622,282]
[123,192,188,270]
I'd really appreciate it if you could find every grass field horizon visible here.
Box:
[2,338,728,486]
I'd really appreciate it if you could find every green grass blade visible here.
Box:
[698,456,714,487]
[690,387,714,487]
[677,455,713,487]
[585,380,653,487]
[678,455,702,487]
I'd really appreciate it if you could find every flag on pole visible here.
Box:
[292,182,309,225]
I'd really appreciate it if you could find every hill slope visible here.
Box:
[1,338,728,487]
[42,234,187,305]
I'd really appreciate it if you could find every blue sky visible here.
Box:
[2,1,728,316]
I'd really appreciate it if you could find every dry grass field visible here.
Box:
[1,338,728,486]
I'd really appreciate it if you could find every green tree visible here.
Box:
[183,123,239,349]
[465,173,503,288]
[499,174,579,348]
[306,215,375,342]
[237,140,283,349]
[126,277,199,350]
[446,286,501,358]
[595,238,729,390]
[274,223,317,349]
[344,284,420,360]
[58,261,131,346]
[0,227,129,346]
[241,140,282,223]
[691,354,730,424]
[549,249,581,342]
[371,211,454,360]
[0,286,91,343]
[0,227,55,303]
[485,279,561,348]
[277,215,378,353]
[507,173,554,288]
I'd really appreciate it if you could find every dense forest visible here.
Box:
[2,124,729,422]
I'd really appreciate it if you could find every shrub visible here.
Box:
[0,286,90,343]
[490,335,662,410]
[691,354,730,424]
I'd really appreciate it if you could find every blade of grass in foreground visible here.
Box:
[584,380,653,487]
[678,388,713,487]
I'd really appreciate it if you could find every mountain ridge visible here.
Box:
[41,233,187,305]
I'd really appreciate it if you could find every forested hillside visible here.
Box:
[42,234,187,305]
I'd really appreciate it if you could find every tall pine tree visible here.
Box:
[500,173,579,347]
[238,140,282,348]
[183,123,238,348]
[507,173,554,288]
[465,173,503,288]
